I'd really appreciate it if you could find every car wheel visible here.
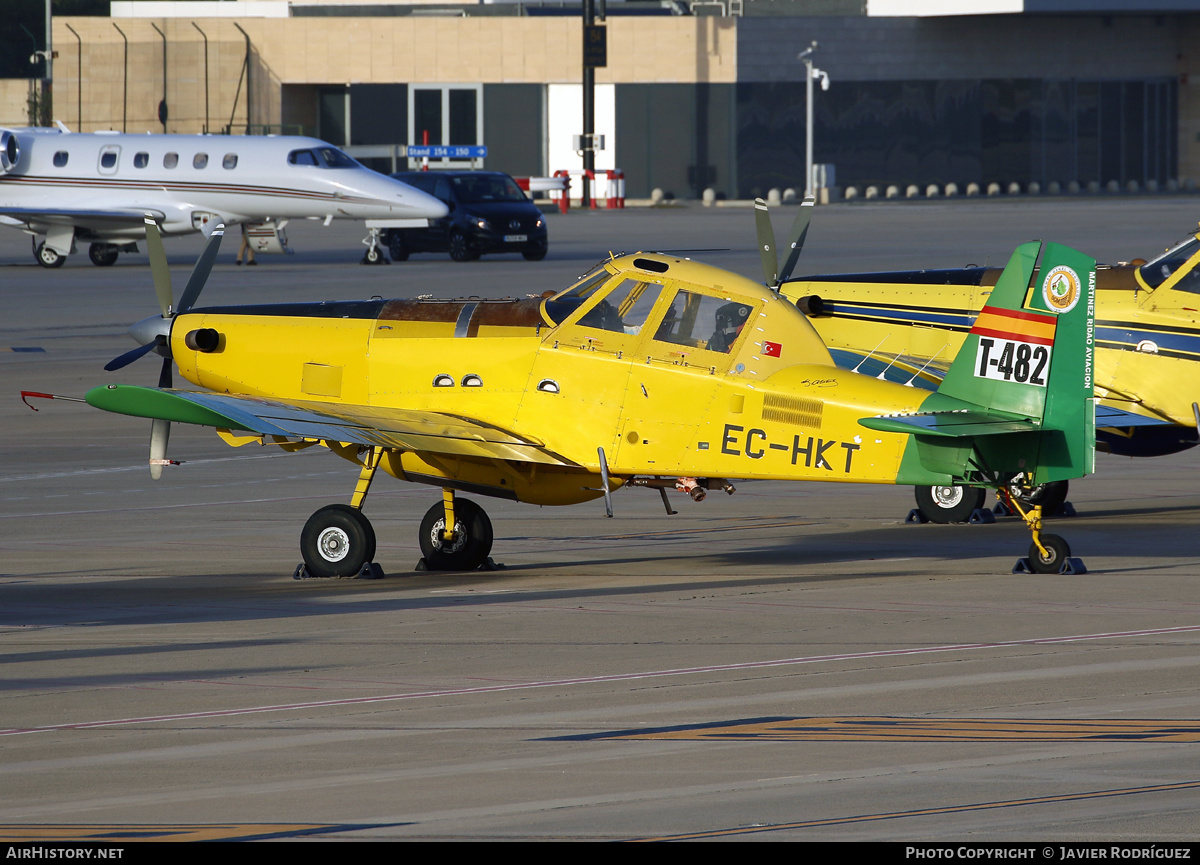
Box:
[449,230,476,262]
[387,231,408,261]
[522,246,547,261]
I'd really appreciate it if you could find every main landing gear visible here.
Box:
[295,448,495,577]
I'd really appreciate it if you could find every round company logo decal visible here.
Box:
[1042,265,1081,313]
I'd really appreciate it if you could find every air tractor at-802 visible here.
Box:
[24,210,1099,577]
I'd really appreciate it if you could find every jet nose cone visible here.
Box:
[412,188,448,219]
[129,313,171,346]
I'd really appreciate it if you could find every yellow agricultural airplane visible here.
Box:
[25,214,1099,576]
[780,221,1200,523]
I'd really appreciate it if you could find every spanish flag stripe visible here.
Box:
[971,306,1057,345]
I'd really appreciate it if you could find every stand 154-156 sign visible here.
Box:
[406,145,488,159]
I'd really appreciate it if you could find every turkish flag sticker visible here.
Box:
[762,341,782,358]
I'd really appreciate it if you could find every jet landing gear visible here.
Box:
[417,489,495,572]
[361,227,390,265]
[1001,490,1087,575]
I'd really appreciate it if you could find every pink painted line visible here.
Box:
[4,624,1198,737]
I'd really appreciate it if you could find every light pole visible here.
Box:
[797,41,829,200]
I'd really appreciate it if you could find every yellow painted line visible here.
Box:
[0,824,379,842]
[595,716,1200,743]
[632,779,1200,841]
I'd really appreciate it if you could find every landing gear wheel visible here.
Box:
[1028,533,1070,574]
[522,246,547,261]
[448,231,476,262]
[914,485,986,523]
[35,242,65,268]
[387,231,408,261]
[1008,474,1069,515]
[419,498,493,571]
[300,504,377,577]
[363,244,387,265]
[88,243,119,266]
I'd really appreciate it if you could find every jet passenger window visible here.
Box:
[193,153,209,169]
[100,152,117,169]
[288,149,317,166]
[164,152,179,169]
[222,153,238,169]
[133,152,149,168]
[52,151,68,167]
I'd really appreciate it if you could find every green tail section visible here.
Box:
[886,241,1096,487]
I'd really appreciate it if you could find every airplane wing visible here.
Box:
[0,206,166,227]
[85,384,580,467]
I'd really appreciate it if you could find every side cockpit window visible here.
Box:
[53,151,68,167]
[288,148,317,166]
[1140,235,1200,290]
[542,270,612,326]
[577,278,663,335]
[653,290,753,355]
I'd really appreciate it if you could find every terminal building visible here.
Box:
[4,0,1199,200]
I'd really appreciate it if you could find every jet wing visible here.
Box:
[0,206,166,228]
[85,384,579,467]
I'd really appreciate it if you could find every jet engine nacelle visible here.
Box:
[0,129,21,174]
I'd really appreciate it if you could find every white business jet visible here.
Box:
[0,126,447,267]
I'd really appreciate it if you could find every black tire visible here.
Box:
[522,246,547,261]
[387,231,409,261]
[1008,474,1069,515]
[35,242,65,268]
[88,243,118,266]
[300,504,376,578]
[1028,533,1070,574]
[448,231,476,262]
[914,485,986,523]
[418,498,493,571]
[363,245,386,265]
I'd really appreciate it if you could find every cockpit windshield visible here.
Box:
[1139,233,1200,290]
[288,147,359,169]
[543,269,612,325]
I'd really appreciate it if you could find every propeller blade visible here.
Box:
[149,417,171,481]
[754,198,777,287]
[777,195,816,285]
[157,355,172,389]
[104,337,160,372]
[143,215,174,318]
[176,223,225,315]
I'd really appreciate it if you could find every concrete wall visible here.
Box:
[0,80,33,128]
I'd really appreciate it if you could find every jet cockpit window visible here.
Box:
[542,270,613,325]
[315,147,357,168]
[222,153,238,169]
[1139,234,1200,290]
[288,149,318,166]
[133,152,149,168]
[653,289,754,355]
[163,152,179,169]
[52,151,68,167]
[577,278,663,335]
[193,153,209,169]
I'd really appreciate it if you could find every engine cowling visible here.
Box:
[0,129,20,174]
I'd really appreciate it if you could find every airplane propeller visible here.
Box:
[103,215,224,478]
[754,194,815,290]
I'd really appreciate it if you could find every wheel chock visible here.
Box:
[293,563,312,580]
[906,508,930,524]
[414,557,428,571]
[968,508,995,524]
[357,562,385,579]
[1057,501,1077,517]
[1012,556,1088,575]
[480,557,504,571]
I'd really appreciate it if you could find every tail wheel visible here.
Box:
[419,498,493,571]
[914,485,986,523]
[36,242,65,268]
[301,504,376,577]
[1028,533,1070,574]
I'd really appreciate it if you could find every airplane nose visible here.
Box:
[413,189,448,218]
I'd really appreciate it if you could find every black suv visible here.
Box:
[385,170,548,262]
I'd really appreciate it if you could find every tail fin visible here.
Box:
[863,241,1096,486]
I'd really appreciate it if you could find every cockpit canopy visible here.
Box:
[1140,231,1200,293]
[287,146,359,168]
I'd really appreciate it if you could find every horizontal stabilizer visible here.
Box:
[860,410,1039,438]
